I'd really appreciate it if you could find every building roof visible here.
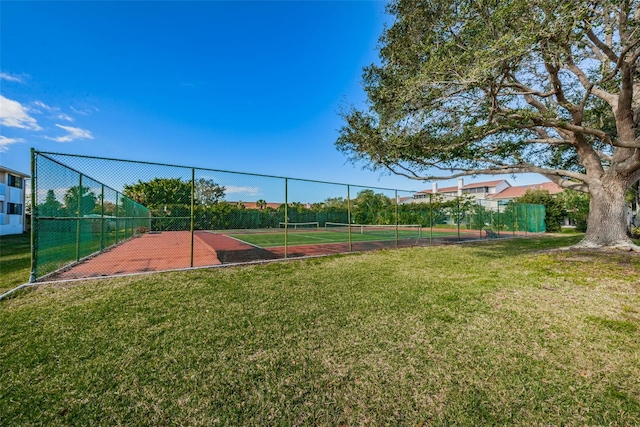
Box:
[415,179,509,195]
[0,165,30,178]
[462,179,507,189]
[415,185,459,195]
[488,182,564,200]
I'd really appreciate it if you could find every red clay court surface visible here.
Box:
[52,231,221,280]
[48,228,519,281]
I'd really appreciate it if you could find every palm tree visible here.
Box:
[256,199,267,210]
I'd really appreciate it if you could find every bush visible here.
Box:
[559,190,590,232]
[630,227,640,239]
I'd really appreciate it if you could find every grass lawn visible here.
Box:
[0,233,31,294]
[2,235,640,425]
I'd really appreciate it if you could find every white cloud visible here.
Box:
[0,72,26,83]
[70,105,99,115]
[47,124,94,143]
[0,95,42,130]
[224,185,261,196]
[0,136,24,152]
[33,100,55,111]
[31,101,75,122]
[70,106,88,115]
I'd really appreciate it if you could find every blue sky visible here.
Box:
[1,0,545,199]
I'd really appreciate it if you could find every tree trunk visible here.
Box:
[575,176,638,251]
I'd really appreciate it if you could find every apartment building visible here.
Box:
[0,166,29,235]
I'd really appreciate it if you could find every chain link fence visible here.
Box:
[31,150,545,281]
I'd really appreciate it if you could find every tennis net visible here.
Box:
[278,221,320,230]
[324,222,422,238]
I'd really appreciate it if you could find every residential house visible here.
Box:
[406,178,565,210]
[486,181,564,204]
[406,178,512,203]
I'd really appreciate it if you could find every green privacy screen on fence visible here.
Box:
[31,152,151,280]
[31,150,545,282]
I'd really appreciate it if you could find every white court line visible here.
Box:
[201,230,265,250]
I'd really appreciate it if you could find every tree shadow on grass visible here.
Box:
[456,235,585,260]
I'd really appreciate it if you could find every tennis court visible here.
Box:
[46,223,494,280]
[226,222,426,248]
[31,151,544,282]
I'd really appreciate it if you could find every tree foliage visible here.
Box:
[558,189,591,231]
[337,0,640,248]
[124,178,192,210]
[195,178,226,206]
[64,185,97,216]
[352,189,393,224]
[323,197,348,211]
[124,177,226,210]
[38,189,64,216]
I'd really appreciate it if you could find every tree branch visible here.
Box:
[595,150,613,162]
[563,56,618,108]
[542,174,589,192]
[503,80,555,99]
[582,38,610,64]
[585,28,619,62]
[523,138,572,146]
[502,114,617,146]
[543,56,581,117]
[381,160,589,185]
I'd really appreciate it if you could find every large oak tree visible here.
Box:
[337,0,640,249]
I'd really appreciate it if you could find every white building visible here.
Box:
[407,178,512,204]
[0,166,29,236]
[403,178,564,210]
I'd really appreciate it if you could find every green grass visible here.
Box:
[2,235,640,425]
[0,233,31,293]
[560,226,584,234]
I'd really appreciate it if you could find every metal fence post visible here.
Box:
[190,168,195,268]
[456,197,461,241]
[429,194,433,243]
[347,185,352,251]
[29,149,37,283]
[495,202,500,237]
[100,184,105,251]
[284,178,288,259]
[76,174,82,262]
[395,190,399,247]
[476,202,480,239]
[115,192,119,244]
